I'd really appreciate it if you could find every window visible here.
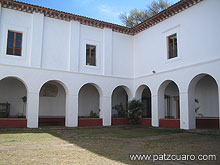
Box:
[168,33,177,59]
[86,44,96,66]
[6,31,22,56]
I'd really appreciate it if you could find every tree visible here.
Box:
[120,0,170,28]
[127,99,143,125]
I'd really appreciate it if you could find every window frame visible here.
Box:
[167,33,177,59]
[86,44,96,66]
[6,30,23,56]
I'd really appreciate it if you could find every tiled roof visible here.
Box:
[133,0,203,34]
[0,0,203,35]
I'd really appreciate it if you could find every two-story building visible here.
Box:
[0,0,219,129]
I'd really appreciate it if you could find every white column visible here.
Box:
[152,94,159,127]
[100,96,111,126]
[103,28,113,76]
[188,91,196,129]
[65,94,78,127]
[26,92,39,128]
[0,3,2,15]
[152,92,165,127]
[30,12,44,68]
[0,4,1,36]
[180,91,196,130]
[68,21,80,72]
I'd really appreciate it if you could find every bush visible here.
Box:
[89,110,99,118]
[127,99,143,125]
[112,103,127,118]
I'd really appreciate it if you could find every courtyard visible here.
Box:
[0,126,219,164]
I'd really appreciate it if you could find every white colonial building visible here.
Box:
[0,0,219,129]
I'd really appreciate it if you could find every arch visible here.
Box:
[0,76,28,118]
[135,84,152,118]
[38,79,69,96]
[135,84,152,100]
[157,80,180,128]
[78,82,103,98]
[0,76,29,93]
[188,73,219,93]
[38,80,67,126]
[78,83,101,118]
[158,80,180,96]
[188,73,219,129]
[158,80,180,118]
[111,85,131,119]
[111,85,132,100]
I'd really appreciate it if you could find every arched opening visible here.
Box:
[78,83,102,127]
[189,74,219,129]
[135,85,152,126]
[111,86,129,125]
[158,80,180,128]
[0,77,27,128]
[164,82,180,119]
[141,87,151,118]
[39,81,66,127]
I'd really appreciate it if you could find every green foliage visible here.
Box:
[195,98,200,113]
[89,110,99,118]
[112,103,127,118]
[127,99,143,125]
[120,9,149,28]
[195,99,203,117]
[120,0,170,27]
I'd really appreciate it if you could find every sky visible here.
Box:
[17,0,180,25]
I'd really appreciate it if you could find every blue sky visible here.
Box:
[17,0,180,25]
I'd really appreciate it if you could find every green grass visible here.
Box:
[53,126,184,139]
[0,126,219,165]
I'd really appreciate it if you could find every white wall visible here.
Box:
[134,0,220,78]
[41,17,70,71]
[0,78,27,116]
[0,0,219,79]
[0,7,134,78]
[0,8,32,67]
[39,82,66,117]
[0,0,219,129]
[112,32,134,78]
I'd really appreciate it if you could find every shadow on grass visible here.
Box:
[1,126,220,164]
[0,126,186,164]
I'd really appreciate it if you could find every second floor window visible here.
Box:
[7,30,22,56]
[86,44,96,66]
[168,33,177,59]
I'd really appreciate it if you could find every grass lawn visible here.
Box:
[0,126,219,164]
